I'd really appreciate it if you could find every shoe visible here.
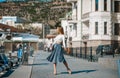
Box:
[67,69,72,74]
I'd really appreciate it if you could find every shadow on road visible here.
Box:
[61,69,98,75]
[28,63,49,66]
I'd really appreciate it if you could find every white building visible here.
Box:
[62,0,120,51]
[30,23,42,28]
[0,16,27,27]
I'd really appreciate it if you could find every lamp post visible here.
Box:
[42,23,45,44]
[65,25,68,47]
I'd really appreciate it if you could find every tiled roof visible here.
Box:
[0,23,24,32]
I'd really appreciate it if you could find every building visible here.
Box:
[0,23,40,53]
[0,16,27,27]
[62,0,120,54]
[30,23,42,28]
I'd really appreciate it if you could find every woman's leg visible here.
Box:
[53,63,57,75]
[63,61,71,74]
[63,61,69,70]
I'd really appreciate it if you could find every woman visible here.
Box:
[47,27,71,75]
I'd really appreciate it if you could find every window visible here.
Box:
[104,0,107,11]
[95,0,99,11]
[114,1,120,12]
[114,23,120,35]
[95,22,98,34]
[104,22,107,34]
[111,0,113,12]
[73,23,77,37]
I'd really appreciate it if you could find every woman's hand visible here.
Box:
[64,48,71,54]
[64,48,67,52]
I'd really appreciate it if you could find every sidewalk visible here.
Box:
[1,56,34,78]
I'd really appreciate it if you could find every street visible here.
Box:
[30,51,118,78]
[1,50,118,78]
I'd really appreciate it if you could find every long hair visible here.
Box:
[57,27,64,34]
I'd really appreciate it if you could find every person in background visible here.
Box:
[47,27,71,75]
[29,44,34,57]
[17,44,23,64]
[49,43,53,52]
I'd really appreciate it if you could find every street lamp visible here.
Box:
[42,23,45,44]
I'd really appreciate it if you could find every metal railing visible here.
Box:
[65,47,97,62]
[65,44,120,62]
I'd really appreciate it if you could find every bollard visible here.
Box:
[80,47,82,58]
[117,60,120,78]
[76,48,77,57]
[90,47,93,62]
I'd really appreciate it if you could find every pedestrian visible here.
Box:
[29,45,34,57]
[47,27,71,75]
[17,44,23,64]
[49,43,53,52]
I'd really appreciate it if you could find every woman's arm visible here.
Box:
[62,35,66,48]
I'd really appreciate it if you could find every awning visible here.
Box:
[12,33,39,42]
[0,23,24,32]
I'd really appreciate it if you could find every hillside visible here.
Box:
[0,1,72,28]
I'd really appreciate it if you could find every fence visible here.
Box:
[66,44,120,62]
[66,47,98,62]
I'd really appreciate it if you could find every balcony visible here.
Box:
[112,13,120,21]
[67,0,77,2]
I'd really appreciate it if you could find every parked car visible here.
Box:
[96,45,114,55]
[0,53,13,72]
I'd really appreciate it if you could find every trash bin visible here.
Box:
[117,60,120,78]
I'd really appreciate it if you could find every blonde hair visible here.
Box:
[57,27,64,34]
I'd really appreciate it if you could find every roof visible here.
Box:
[0,23,24,32]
